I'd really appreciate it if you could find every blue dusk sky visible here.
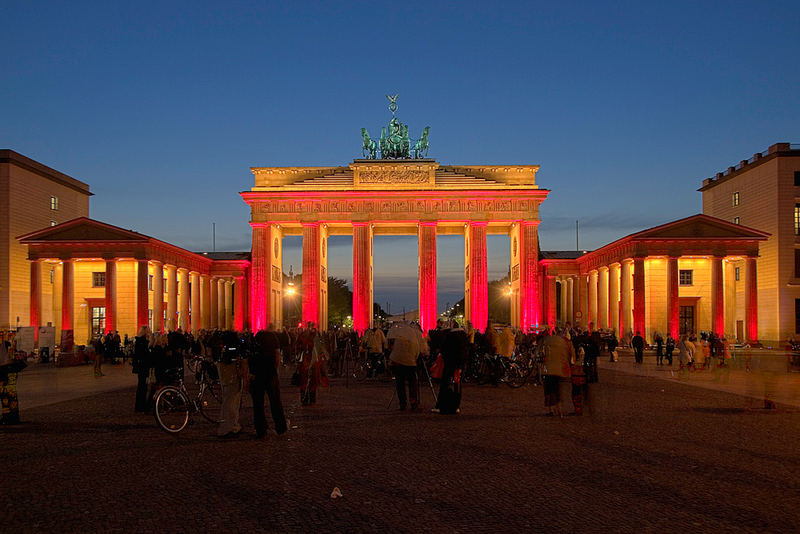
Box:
[2,1,799,313]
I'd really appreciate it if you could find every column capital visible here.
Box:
[468,221,489,227]
[352,221,370,228]
[419,220,438,227]
[250,222,271,229]
[518,220,540,228]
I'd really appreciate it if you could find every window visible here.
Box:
[50,196,59,210]
[50,220,57,227]
[796,249,800,278]
[49,269,54,284]
[797,299,800,334]
[733,217,740,225]
[795,171,800,187]
[795,204,800,236]
[163,277,168,291]
[732,192,739,207]
[91,307,106,338]
[92,272,106,287]
[735,267,740,281]
[679,269,693,286]
[148,274,154,290]
[148,309,153,329]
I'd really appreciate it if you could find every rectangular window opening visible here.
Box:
[735,266,740,281]
[795,250,800,279]
[92,272,106,288]
[732,192,740,207]
[679,269,693,286]
[794,171,800,187]
[795,204,800,236]
[148,274,154,291]
[50,196,59,210]
[733,217,740,225]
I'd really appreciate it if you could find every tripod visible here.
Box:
[386,355,438,409]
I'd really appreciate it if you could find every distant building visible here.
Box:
[0,150,91,331]
[700,142,800,344]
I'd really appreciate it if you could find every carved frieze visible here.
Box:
[359,169,429,184]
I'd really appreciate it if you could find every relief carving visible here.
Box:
[359,170,429,183]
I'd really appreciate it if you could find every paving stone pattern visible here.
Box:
[3,369,800,532]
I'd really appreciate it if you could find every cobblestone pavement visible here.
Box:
[4,368,800,533]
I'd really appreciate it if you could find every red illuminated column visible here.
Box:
[519,221,540,330]
[190,271,200,333]
[302,223,321,327]
[250,224,269,331]
[201,275,211,329]
[619,260,631,336]
[234,275,246,331]
[30,260,41,336]
[579,274,589,329]
[136,259,149,331]
[104,259,117,334]
[209,276,218,329]
[223,279,232,330]
[352,223,373,334]
[418,222,437,335]
[468,222,488,332]
[745,255,758,343]
[666,256,679,338]
[571,276,580,327]
[711,255,724,335]
[545,272,557,330]
[60,258,74,331]
[633,256,646,336]
[178,268,189,331]
[152,261,164,333]
[608,264,619,334]
[588,270,598,330]
[166,265,177,331]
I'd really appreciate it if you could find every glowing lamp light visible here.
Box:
[286,287,296,296]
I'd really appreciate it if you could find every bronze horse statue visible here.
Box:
[413,126,430,158]
[361,128,377,159]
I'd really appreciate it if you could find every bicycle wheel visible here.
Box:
[199,383,223,424]
[154,386,190,433]
[354,360,368,382]
[505,363,528,388]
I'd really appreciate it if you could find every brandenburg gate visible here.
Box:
[241,159,548,334]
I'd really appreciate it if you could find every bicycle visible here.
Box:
[153,356,223,434]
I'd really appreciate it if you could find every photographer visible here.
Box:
[216,330,245,438]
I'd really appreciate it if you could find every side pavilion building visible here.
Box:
[541,215,769,343]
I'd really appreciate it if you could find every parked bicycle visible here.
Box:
[153,356,222,433]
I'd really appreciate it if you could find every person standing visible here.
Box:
[249,328,288,438]
[93,336,105,377]
[632,331,645,364]
[434,322,470,414]
[217,330,244,438]
[654,333,664,365]
[607,331,618,362]
[540,328,573,417]
[132,327,152,413]
[665,334,675,365]
[388,322,423,411]
[298,323,321,406]
[362,325,387,378]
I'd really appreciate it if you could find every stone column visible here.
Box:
[190,272,200,333]
[589,270,598,331]
[250,224,269,331]
[217,278,226,329]
[519,221,540,330]
[104,259,117,334]
[571,276,580,327]
[633,257,646,336]
[711,255,725,336]
[166,265,177,331]
[152,261,164,333]
[61,259,75,331]
[201,275,211,329]
[620,260,632,337]
[666,256,679,338]
[608,263,620,335]
[352,223,373,334]
[579,274,588,329]
[418,222,437,334]
[209,276,219,329]
[30,260,42,335]
[302,223,321,328]
[222,279,230,329]
[598,267,608,329]
[234,275,246,331]
[136,259,149,330]
[178,268,189,331]
[745,255,758,343]
[545,272,557,330]
[560,278,568,325]
[466,222,488,332]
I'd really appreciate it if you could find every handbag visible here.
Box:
[429,354,444,379]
